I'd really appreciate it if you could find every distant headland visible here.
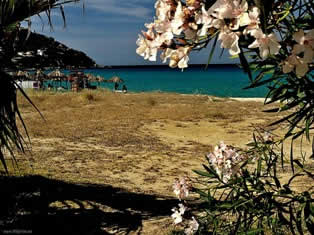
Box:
[5,29,96,70]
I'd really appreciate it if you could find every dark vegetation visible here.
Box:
[5,29,96,69]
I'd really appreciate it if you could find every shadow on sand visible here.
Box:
[0,175,178,235]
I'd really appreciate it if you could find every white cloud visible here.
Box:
[84,0,153,18]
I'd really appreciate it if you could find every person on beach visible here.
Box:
[114,82,119,90]
[122,84,127,93]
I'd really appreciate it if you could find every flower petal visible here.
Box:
[296,63,309,77]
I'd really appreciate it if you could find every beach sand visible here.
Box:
[230,97,265,102]
[13,90,313,234]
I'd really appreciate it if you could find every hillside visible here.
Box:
[8,29,96,69]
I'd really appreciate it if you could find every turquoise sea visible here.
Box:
[45,65,268,98]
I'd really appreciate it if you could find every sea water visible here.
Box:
[45,65,268,98]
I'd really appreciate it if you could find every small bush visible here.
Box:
[146,97,157,106]
[81,92,96,102]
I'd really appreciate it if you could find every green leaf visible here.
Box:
[193,169,215,178]
[296,204,305,235]
[304,200,314,234]
[205,35,218,70]
[238,48,253,82]
[256,156,262,177]
[290,140,295,174]
[238,228,264,235]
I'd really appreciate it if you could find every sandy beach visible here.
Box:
[14,90,313,234]
[230,97,265,102]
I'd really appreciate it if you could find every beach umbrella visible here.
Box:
[108,76,124,83]
[32,69,47,81]
[86,73,97,82]
[48,69,67,88]
[48,69,66,79]
[96,75,105,87]
[15,70,30,80]
[108,76,124,90]
[96,76,105,82]
[16,70,25,77]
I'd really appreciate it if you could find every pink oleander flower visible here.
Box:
[136,35,158,61]
[211,18,225,30]
[155,0,172,21]
[165,47,191,69]
[171,1,185,35]
[248,29,281,59]
[206,141,245,183]
[173,176,192,200]
[185,217,199,235]
[160,48,173,63]
[210,0,248,21]
[154,18,172,34]
[195,5,214,36]
[171,203,186,224]
[218,27,240,55]
[282,53,309,78]
[292,29,314,62]
[242,7,261,35]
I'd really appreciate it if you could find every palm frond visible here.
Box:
[0,71,26,173]
[0,0,81,173]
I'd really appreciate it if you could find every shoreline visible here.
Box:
[25,88,267,101]
[179,93,266,101]
[230,97,266,102]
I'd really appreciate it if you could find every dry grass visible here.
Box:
[16,90,312,182]
[11,90,313,234]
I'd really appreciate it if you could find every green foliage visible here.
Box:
[0,72,24,172]
[201,0,314,146]
[192,133,314,234]
[239,0,313,142]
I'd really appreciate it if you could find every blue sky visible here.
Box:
[27,0,235,66]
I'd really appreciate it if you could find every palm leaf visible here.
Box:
[0,0,80,173]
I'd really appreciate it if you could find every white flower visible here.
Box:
[185,217,199,235]
[211,18,225,30]
[160,48,173,63]
[154,19,172,34]
[225,159,232,169]
[219,141,227,151]
[292,29,314,62]
[168,47,191,69]
[293,29,314,49]
[178,203,186,215]
[171,209,183,224]
[171,203,186,225]
[210,0,248,20]
[282,54,309,78]
[207,141,245,183]
[196,5,213,25]
[173,176,192,200]
[171,2,185,35]
[196,5,214,36]
[242,7,260,35]
[222,171,232,183]
[136,35,158,61]
[155,0,171,21]
[218,27,240,55]
[248,29,281,59]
